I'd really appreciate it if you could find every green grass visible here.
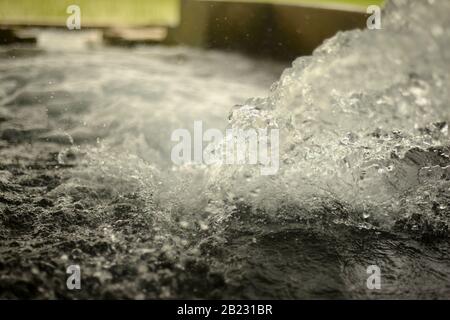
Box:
[0,0,384,27]
[0,0,180,27]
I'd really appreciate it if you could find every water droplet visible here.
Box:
[179,221,189,228]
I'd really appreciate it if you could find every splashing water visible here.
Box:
[1,0,450,299]
[207,0,450,235]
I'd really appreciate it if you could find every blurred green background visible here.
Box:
[0,0,384,27]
